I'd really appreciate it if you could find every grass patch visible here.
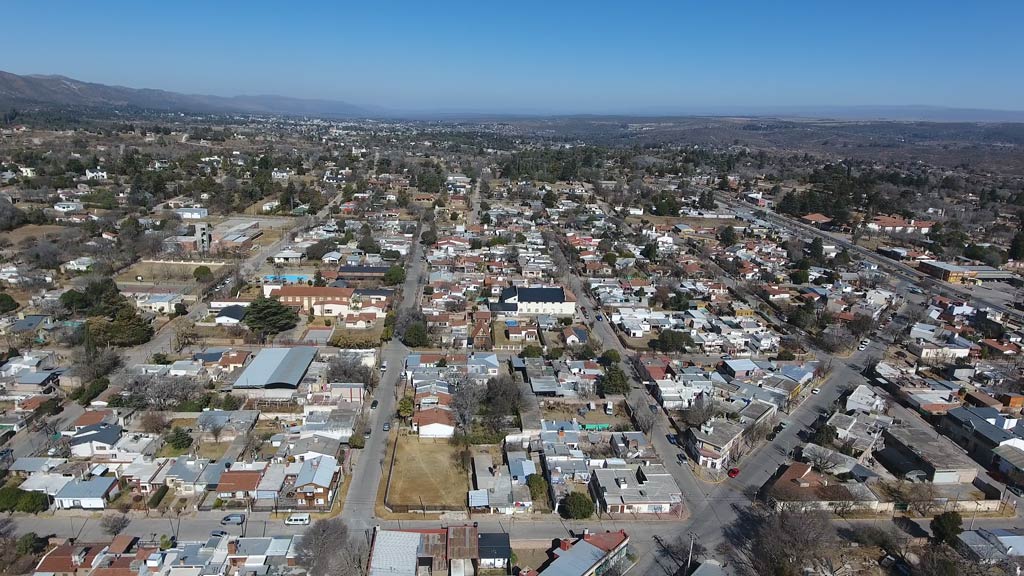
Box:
[116,261,224,284]
[195,441,230,460]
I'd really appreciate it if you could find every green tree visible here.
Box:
[165,427,194,451]
[542,190,557,208]
[383,265,406,285]
[15,491,49,513]
[420,227,438,245]
[656,329,692,352]
[16,533,45,556]
[402,321,430,347]
[243,295,299,338]
[0,293,18,313]
[930,512,963,545]
[519,344,544,358]
[641,243,658,260]
[599,365,630,396]
[1010,230,1024,261]
[600,349,621,365]
[561,492,594,519]
[192,265,213,282]
[602,252,618,266]
[397,397,415,420]
[717,225,737,246]
[790,269,810,284]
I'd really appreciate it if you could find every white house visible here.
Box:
[174,207,208,220]
[63,257,95,272]
[85,168,107,181]
[54,201,84,213]
[273,249,303,264]
[262,201,281,212]
[54,476,119,509]
[412,407,455,438]
[69,423,122,458]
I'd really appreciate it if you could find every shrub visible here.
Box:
[15,491,49,513]
[148,485,169,508]
[561,492,594,519]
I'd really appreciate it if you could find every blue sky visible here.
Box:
[2,1,1021,113]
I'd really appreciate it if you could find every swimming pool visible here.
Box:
[263,274,310,283]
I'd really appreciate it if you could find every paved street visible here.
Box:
[342,219,427,532]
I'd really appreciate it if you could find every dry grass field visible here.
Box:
[388,436,469,508]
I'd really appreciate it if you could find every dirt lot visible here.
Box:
[116,261,225,283]
[388,436,469,508]
[541,402,630,428]
[0,224,68,245]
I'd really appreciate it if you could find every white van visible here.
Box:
[284,513,311,526]
[605,401,614,415]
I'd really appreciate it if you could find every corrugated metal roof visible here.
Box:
[234,347,316,389]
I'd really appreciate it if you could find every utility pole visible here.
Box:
[685,531,697,574]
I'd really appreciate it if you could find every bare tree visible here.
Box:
[140,412,169,434]
[295,518,367,576]
[326,355,378,391]
[209,423,225,444]
[718,507,835,576]
[633,406,655,436]
[100,513,131,536]
[450,375,481,432]
[905,482,941,517]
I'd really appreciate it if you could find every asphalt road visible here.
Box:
[341,221,427,531]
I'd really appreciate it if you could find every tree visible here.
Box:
[633,405,655,436]
[717,225,737,246]
[600,349,621,365]
[165,427,193,451]
[0,293,17,314]
[295,518,366,576]
[599,365,630,396]
[542,190,557,208]
[16,532,45,556]
[420,227,438,245]
[1010,230,1024,261]
[561,492,594,519]
[451,379,481,431]
[485,375,522,418]
[656,329,691,352]
[100,514,131,536]
[208,423,225,444]
[719,508,834,576]
[243,295,299,338]
[402,321,430,347]
[192,266,213,282]
[326,355,378,390]
[790,269,810,284]
[848,314,876,338]
[810,424,838,447]
[140,412,169,433]
[930,511,963,545]
[383,265,406,285]
[397,397,414,420]
[519,344,543,358]
[526,473,548,502]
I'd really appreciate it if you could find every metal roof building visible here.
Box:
[233,347,317,389]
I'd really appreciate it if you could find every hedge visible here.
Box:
[148,485,169,508]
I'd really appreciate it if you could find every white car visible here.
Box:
[858,345,867,351]
[860,339,870,346]
[284,513,310,526]
[811,388,821,395]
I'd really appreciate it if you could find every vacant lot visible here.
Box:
[116,260,225,283]
[388,437,469,508]
[0,224,68,245]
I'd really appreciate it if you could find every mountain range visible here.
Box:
[0,70,368,117]
[1,69,1023,122]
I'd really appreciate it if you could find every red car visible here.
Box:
[727,467,741,478]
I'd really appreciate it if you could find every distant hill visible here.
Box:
[0,70,367,117]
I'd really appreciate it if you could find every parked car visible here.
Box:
[220,514,245,526]
[383,422,391,432]
[211,530,229,538]
[363,429,372,439]
[811,388,821,395]
[727,467,741,478]
[666,434,677,445]
[370,400,379,410]
[285,513,311,526]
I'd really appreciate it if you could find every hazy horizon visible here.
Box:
[2,0,1023,116]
